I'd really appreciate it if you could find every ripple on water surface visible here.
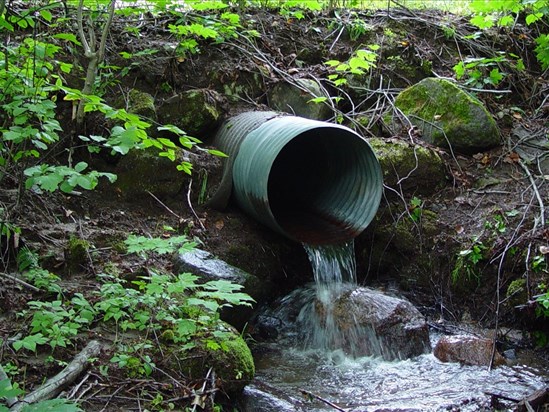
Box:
[248,342,549,412]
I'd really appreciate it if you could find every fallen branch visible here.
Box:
[299,389,346,412]
[0,272,40,292]
[10,340,102,412]
[518,159,546,227]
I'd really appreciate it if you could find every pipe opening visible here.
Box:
[267,128,373,245]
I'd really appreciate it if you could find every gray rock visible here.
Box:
[175,248,253,285]
[327,286,431,360]
[392,77,500,154]
[434,334,506,366]
[174,249,266,328]
[268,78,332,120]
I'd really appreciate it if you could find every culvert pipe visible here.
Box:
[209,111,382,245]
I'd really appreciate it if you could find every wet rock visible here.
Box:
[268,78,332,120]
[238,384,297,412]
[369,137,447,196]
[392,78,500,154]
[434,334,506,367]
[252,314,283,340]
[158,89,225,137]
[328,286,431,360]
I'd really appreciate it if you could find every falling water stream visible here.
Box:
[239,241,549,412]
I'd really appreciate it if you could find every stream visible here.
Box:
[239,242,549,411]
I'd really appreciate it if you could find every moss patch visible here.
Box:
[394,78,499,154]
[65,236,90,273]
[172,322,255,394]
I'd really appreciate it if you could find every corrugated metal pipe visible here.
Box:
[208,111,383,245]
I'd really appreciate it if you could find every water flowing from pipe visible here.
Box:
[292,240,381,355]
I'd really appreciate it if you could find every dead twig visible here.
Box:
[146,190,183,221]
[299,388,346,412]
[518,160,546,227]
[187,181,206,231]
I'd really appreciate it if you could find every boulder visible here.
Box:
[434,334,506,367]
[125,89,156,119]
[162,322,255,394]
[393,78,500,154]
[320,286,431,360]
[112,147,188,199]
[268,78,332,120]
[174,248,262,296]
[174,249,272,328]
[158,89,225,137]
[369,137,447,195]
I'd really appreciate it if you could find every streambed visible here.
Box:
[239,242,549,411]
[242,333,548,411]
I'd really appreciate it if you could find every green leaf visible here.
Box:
[74,162,88,173]
[307,96,328,104]
[0,378,24,398]
[526,13,543,25]
[39,9,53,22]
[177,162,193,175]
[497,15,514,27]
[22,399,83,412]
[207,149,228,157]
[453,61,466,79]
[470,14,495,29]
[489,68,504,84]
[325,60,341,67]
[187,297,219,312]
[157,138,177,148]
[175,319,197,337]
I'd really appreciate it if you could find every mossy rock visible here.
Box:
[65,236,91,273]
[369,137,447,195]
[113,147,190,199]
[392,78,500,154]
[506,278,528,308]
[268,78,332,120]
[167,322,254,394]
[158,89,225,137]
[126,89,156,119]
